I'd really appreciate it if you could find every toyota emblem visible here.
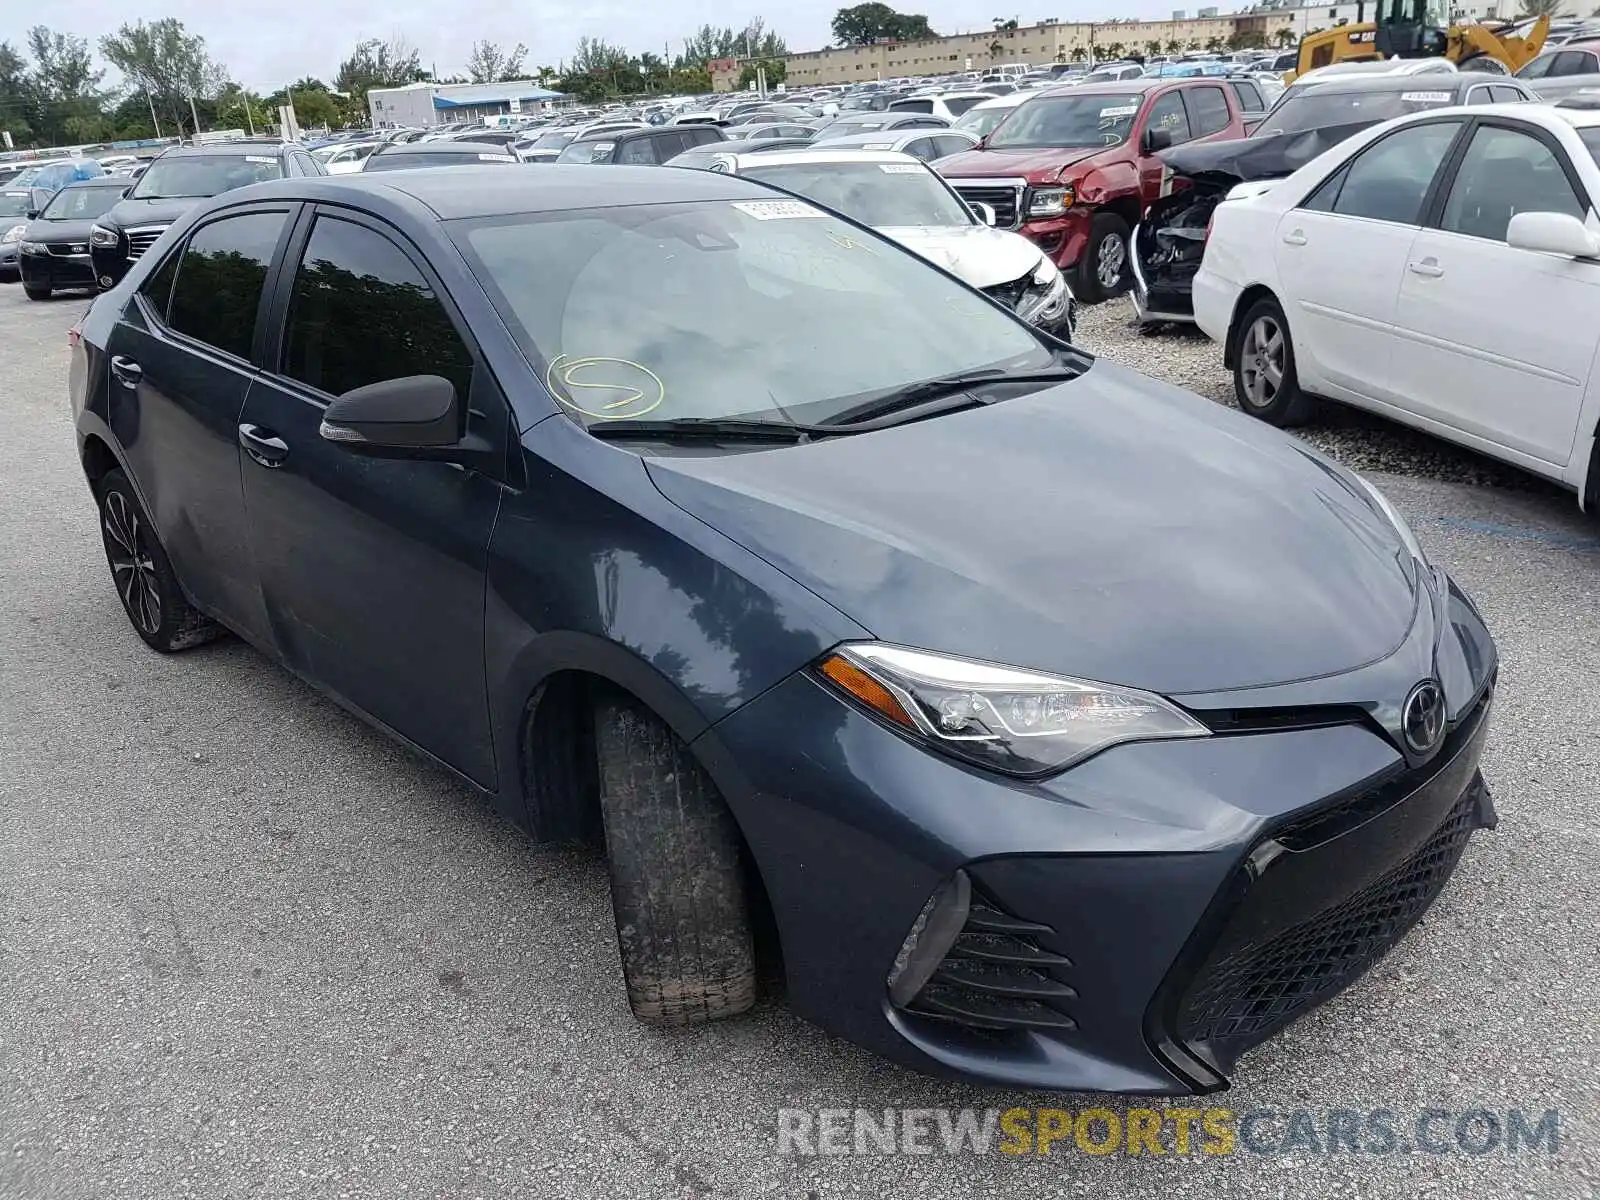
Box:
[1402,680,1446,755]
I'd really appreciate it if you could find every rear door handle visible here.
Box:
[238,423,289,468]
[1281,229,1307,246]
[1408,258,1444,278]
[109,355,142,388]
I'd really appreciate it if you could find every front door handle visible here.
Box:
[1408,258,1444,278]
[1281,229,1307,246]
[109,355,142,388]
[238,423,289,468]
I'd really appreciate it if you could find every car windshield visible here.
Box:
[0,191,30,217]
[41,186,122,220]
[840,95,879,111]
[129,155,283,199]
[956,104,1020,137]
[530,130,578,150]
[739,160,973,228]
[985,93,1143,148]
[454,199,1051,429]
[7,164,57,186]
[556,139,617,164]
[1254,88,1454,136]
[1578,126,1600,165]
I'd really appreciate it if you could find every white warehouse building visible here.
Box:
[367,80,566,129]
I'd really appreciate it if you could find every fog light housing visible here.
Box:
[98,274,114,287]
[886,870,971,1007]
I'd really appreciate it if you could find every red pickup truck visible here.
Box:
[935,78,1253,302]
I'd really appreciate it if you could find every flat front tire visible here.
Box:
[97,469,223,653]
[1232,295,1318,427]
[593,698,757,1026]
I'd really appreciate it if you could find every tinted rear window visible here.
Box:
[1256,88,1455,137]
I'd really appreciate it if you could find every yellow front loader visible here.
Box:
[1287,0,1549,81]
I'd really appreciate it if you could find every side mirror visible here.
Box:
[1506,211,1600,259]
[1142,127,1173,154]
[26,209,39,221]
[973,201,998,226]
[319,374,461,452]
[120,187,131,198]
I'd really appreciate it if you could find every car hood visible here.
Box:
[876,225,1044,288]
[99,196,205,229]
[1158,121,1378,186]
[935,145,1115,181]
[24,217,99,243]
[645,361,1420,696]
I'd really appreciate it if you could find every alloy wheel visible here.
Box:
[1097,233,1126,291]
[1239,315,1285,409]
[103,491,162,635]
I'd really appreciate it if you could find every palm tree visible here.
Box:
[1274,27,1298,48]
[1205,35,1225,52]
[1070,45,1087,62]
[1165,38,1184,54]
[989,40,1005,59]
[1519,0,1562,15]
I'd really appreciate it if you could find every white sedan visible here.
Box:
[1195,102,1600,505]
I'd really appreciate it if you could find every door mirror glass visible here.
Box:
[1506,211,1600,259]
[25,208,39,221]
[320,375,461,450]
[973,201,998,226]
[1143,127,1173,154]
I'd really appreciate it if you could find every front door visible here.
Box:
[103,206,295,646]
[1390,120,1600,469]
[239,208,504,785]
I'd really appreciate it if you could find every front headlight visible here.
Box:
[19,240,45,254]
[1,224,24,244]
[89,224,120,247]
[1026,184,1074,218]
[816,644,1208,776]
[1015,258,1072,327]
[1353,473,1429,568]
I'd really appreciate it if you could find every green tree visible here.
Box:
[1165,38,1184,54]
[335,37,425,106]
[1228,29,1267,50]
[1069,45,1087,62]
[832,4,938,46]
[0,41,37,146]
[265,78,339,130]
[738,58,787,88]
[214,83,264,134]
[99,19,229,138]
[466,39,528,83]
[26,26,109,144]
[1274,27,1298,48]
[1520,0,1563,15]
[1205,35,1225,52]
[994,17,1020,31]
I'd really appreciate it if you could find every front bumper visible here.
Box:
[1129,222,1197,325]
[0,242,18,279]
[20,244,96,290]
[700,569,1498,1093]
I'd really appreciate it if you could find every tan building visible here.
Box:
[782,12,1296,86]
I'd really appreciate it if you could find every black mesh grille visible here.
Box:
[902,899,1078,1032]
[1178,784,1481,1057]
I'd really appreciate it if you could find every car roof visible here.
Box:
[572,127,676,143]
[228,165,775,219]
[1040,79,1168,97]
[375,140,510,155]
[722,148,922,169]
[159,141,297,158]
[1551,102,1600,128]
[814,131,959,149]
[63,177,128,188]
[1292,73,1490,96]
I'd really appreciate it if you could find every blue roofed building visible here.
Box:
[367,80,567,128]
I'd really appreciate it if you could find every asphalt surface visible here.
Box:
[2,283,1597,1199]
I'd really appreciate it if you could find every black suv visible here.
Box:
[554,125,725,165]
[90,140,324,289]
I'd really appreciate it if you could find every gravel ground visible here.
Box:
[1076,299,1570,496]
[2,285,1597,1199]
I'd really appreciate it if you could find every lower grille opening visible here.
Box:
[1178,782,1482,1061]
[899,890,1077,1033]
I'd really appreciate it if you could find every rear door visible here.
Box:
[1272,119,1466,405]
[238,206,506,784]
[1390,118,1600,470]
[103,204,295,647]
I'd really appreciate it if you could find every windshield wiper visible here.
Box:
[825,366,1082,427]
[584,416,864,443]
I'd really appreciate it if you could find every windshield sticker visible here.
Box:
[244,155,276,163]
[879,163,923,173]
[1400,91,1453,103]
[1100,105,1139,118]
[731,199,823,220]
[479,152,516,162]
[545,354,665,421]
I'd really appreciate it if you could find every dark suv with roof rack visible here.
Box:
[89,140,324,290]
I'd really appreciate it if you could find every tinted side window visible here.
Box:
[618,138,656,164]
[1300,164,1350,213]
[1518,53,1554,79]
[1186,86,1232,136]
[1466,85,1497,105]
[901,137,935,160]
[1440,124,1587,242]
[1331,121,1461,224]
[1551,52,1589,76]
[688,128,722,147]
[282,216,473,402]
[1145,92,1193,145]
[139,247,182,320]
[892,99,934,113]
[1490,84,1529,103]
[1229,79,1265,112]
[167,211,287,360]
[944,96,983,116]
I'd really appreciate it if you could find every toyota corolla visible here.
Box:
[69,166,1497,1094]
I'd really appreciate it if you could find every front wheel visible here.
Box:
[1075,213,1131,304]
[593,698,757,1026]
[97,469,224,653]
[1232,296,1319,427]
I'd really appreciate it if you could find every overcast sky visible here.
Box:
[4,1,1190,91]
